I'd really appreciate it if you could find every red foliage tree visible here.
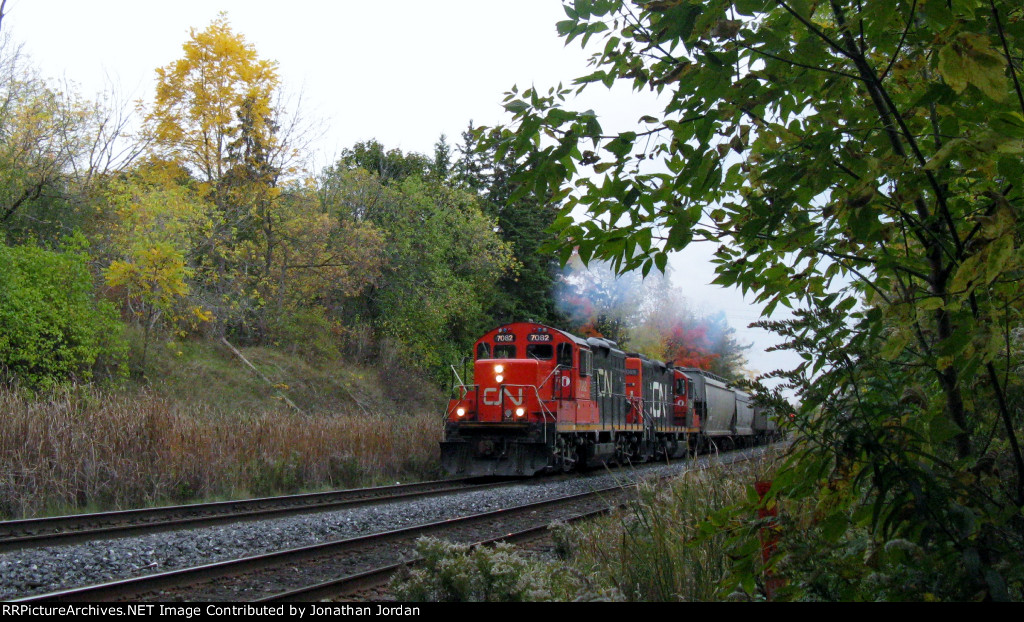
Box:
[662,322,719,370]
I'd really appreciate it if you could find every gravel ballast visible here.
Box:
[0,450,759,600]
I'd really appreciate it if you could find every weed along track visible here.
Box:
[4,446,775,602]
[0,478,493,552]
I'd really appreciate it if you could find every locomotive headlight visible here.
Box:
[495,375,504,383]
[456,407,466,417]
[515,407,525,417]
[494,364,504,374]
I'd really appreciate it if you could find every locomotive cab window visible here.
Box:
[557,343,573,368]
[526,344,553,360]
[493,344,517,359]
[579,350,593,377]
[476,343,491,360]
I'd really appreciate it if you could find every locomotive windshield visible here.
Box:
[493,344,517,358]
[557,343,573,368]
[477,343,491,359]
[526,344,553,360]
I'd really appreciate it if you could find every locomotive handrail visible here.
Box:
[446,384,480,420]
[449,364,469,393]
[500,383,556,443]
[539,364,570,397]
[626,395,645,426]
[642,397,676,417]
[451,383,478,400]
[499,384,556,421]
[452,385,475,399]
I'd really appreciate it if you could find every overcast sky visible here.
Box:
[5,0,802,383]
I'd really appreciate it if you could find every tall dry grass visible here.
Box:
[553,454,780,601]
[0,385,442,518]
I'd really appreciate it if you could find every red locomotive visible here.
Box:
[441,322,778,477]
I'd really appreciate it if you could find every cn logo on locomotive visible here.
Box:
[595,368,613,398]
[481,387,525,406]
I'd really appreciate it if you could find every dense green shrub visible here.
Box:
[0,243,127,388]
[391,537,614,602]
[265,307,341,361]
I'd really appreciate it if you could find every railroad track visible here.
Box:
[10,446,773,603]
[258,496,619,603]
[12,478,633,602]
[0,477,506,553]
[260,449,768,602]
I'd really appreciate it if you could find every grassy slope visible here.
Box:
[0,333,447,519]
[141,334,432,416]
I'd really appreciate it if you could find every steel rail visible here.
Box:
[0,477,504,553]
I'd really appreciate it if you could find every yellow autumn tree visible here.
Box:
[143,14,293,336]
[102,163,213,366]
[146,13,278,186]
[106,244,189,367]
